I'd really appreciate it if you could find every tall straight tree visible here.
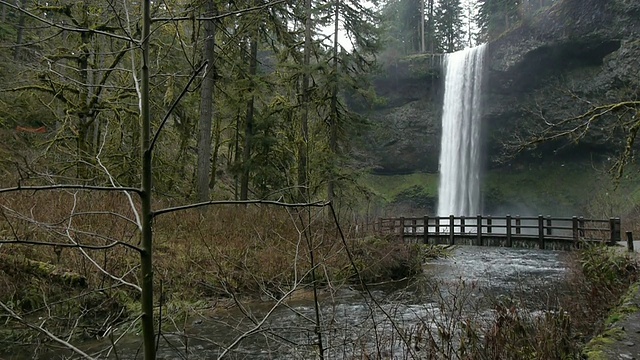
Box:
[321,0,382,204]
[436,0,464,52]
[197,0,217,202]
[427,0,435,52]
[240,3,260,200]
[298,0,312,201]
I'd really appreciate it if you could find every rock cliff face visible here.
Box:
[364,0,640,174]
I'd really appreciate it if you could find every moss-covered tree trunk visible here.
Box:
[197,0,217,202]
[140,0,155,359]
[240,26,258,201]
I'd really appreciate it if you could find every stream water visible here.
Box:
[69,246,570,359]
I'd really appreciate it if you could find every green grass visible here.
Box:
[361,161,640,217]
[361,172,438,203]
[483,162,605,215]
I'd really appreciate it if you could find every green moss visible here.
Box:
[583,280,640,358]
[583,327,626,358]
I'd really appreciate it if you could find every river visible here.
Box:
[24,246,571,359]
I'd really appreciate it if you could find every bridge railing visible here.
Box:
[374,215,621,249]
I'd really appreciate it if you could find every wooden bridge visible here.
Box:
[375,215,621,250]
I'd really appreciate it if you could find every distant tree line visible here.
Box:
[379,0,558,57]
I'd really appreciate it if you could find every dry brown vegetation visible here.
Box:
[0,190,426,355]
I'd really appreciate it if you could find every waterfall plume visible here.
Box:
[437,44,486,217]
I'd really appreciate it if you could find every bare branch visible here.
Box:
[0,184,142,195]
[96,119,142,230]
[149,61,208,152]
[0,301,97,360]
[153,200,330,217]
[0,238,141,252]
[507,100,640,160]
[215,273,314,359]
[151,0,287,22]
[41,210,139,228]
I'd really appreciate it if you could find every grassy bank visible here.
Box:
[363,162,640,218]
[373,244,638,359]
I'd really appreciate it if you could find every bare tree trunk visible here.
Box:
[240,31,258,201]
[233,111,241,199]
[298,0,312,202]
[428,0,434,53]
[420,0,425,53]
[467,1,473,47]
[76,25,94,179]
[196,0,217,202]
[209,114,222,189]
[328,0,339,203]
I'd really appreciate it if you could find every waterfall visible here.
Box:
[437,44,487,217]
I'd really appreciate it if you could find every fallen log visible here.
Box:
[0,253,87,288]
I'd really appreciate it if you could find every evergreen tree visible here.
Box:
[380,0,423,56]
[436,0,465,52]
[320,0,382,203]
[476,0,520,41]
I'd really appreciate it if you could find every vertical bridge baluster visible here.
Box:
[572,216,579,248]
[449,215,455,245]
[423,215,429,244]
[506,214,512,247]
[538,215,545,250]
[476,214,482,246]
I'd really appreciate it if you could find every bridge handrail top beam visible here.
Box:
[383,215,615,222]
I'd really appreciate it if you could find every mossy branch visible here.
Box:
[509,100,640,174]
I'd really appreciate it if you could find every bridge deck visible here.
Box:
[376,215,621,250]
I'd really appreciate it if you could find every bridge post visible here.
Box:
[506,214,512,247]
[487,215,492,234]
[515,216,521,235]
[538,215,545,250]
[399,217,405,243]
[423,216,429,244]
[411,218,417,243]
[449,215,455,245]
[506,214,513,247]
[435,217,440,236]
[476,214,482,246]
[572,216,579,248]
[546,216,552,236]
[579,216,585,237]
[610,218,621,245]
[460,216,466,234]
